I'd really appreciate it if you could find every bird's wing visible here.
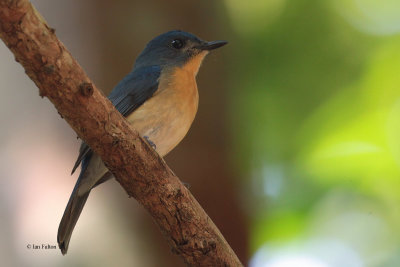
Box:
[108,65,162,116]
[71,65,161,174]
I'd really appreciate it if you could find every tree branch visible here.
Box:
[0,1,243,266]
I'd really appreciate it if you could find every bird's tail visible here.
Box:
[57,179,91,255]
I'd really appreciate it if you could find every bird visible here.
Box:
[57,30,227,255]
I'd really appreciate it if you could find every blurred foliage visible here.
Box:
[225,0,400,265]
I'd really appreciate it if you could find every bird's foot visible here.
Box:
[144,136,157,150]
[182,182,191,189]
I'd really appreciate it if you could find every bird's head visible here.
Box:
[134,30,227,73]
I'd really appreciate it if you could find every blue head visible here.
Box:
[133,30,227,70]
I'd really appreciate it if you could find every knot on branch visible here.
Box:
[79,82,93,97]
[43,64,54,74]
[201,239,217,255]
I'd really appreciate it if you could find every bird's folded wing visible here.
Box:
[71,65,161,174]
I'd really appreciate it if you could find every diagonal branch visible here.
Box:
[0,1,243,266]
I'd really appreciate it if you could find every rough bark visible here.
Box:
[0,1,243,266]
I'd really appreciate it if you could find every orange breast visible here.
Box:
[126,52,207,156]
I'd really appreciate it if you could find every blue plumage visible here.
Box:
[58,30,227,255]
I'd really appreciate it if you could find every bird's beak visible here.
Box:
[195,40,228,51]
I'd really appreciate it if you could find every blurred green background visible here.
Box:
[1,0,400,266]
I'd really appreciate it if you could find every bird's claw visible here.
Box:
[144,136,157,150]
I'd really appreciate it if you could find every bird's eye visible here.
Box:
[171,39,184,49]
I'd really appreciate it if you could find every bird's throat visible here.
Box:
[182,51,208,76]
